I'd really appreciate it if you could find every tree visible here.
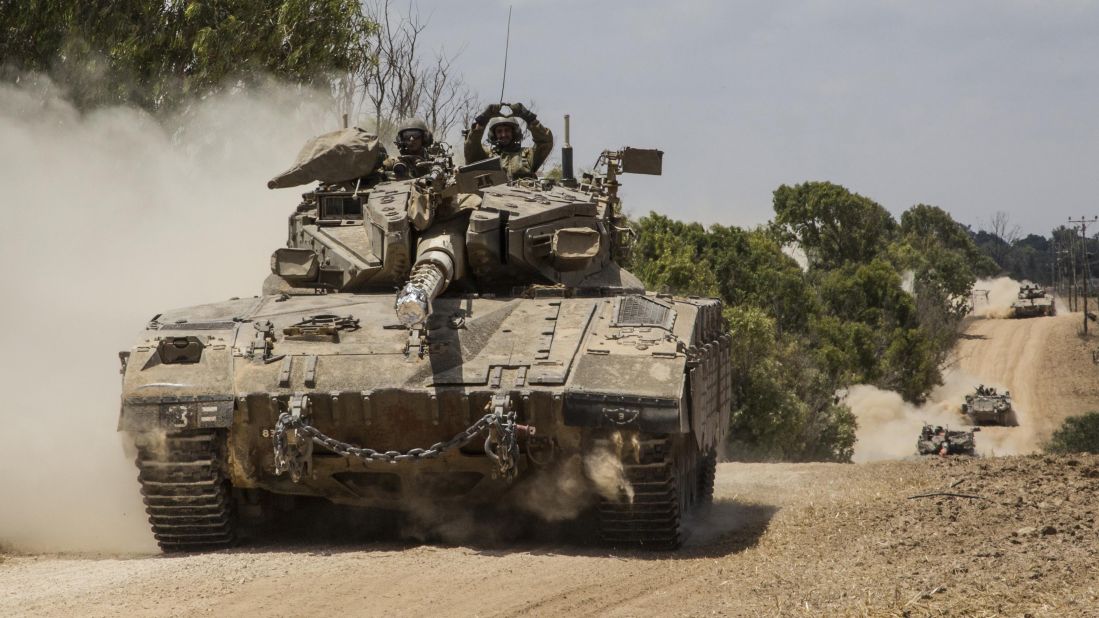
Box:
[347,0,478,142]
[981,210,1021,267]
[892,204,990,371]
[771,181,897,270]
[627,214,718,297]
[1,1,374,113]
[630,212,857,462]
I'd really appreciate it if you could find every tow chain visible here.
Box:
[272,393,520,482]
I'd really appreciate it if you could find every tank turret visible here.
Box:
[263,144,663,321]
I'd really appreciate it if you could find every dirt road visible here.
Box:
[4,314,1098,617]
[954,312,1099,445]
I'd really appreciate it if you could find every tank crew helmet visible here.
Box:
[485,116,523,150]
[394,118,433,151]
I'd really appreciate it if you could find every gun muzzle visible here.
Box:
[394,249,455,326]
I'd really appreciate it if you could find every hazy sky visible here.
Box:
[411,0,1099,236]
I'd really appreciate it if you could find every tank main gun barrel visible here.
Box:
[394,217,466,326]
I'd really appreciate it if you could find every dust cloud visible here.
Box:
[397,446,634,546]
[0,77,333,553]
[970,276,1027,318]
[846,368,1040,462]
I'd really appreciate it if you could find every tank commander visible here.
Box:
[384,118,435,179]
[464,102,553,179]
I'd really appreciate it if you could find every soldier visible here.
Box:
[464,102,553,179]
[384,118,435,179]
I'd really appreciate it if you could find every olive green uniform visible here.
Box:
[464,118,553,179]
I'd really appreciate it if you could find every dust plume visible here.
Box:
[846,367,1040,462]
[970,276,1026,318]
[0,76,333,553]
[396,446,634,546]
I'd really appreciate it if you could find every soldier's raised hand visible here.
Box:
[508,102,536,122]
[475,103,503,126]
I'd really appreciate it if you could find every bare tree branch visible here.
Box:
[344,0,478,145]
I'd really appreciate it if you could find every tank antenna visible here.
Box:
[499,6,512,103]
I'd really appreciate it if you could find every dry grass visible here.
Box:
[705,455,1099,617]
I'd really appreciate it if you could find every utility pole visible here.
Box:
[1051,241,1056,291]
[1069,229,1079,312]
[1052,240,1060,297]
[1069,217,1098,334]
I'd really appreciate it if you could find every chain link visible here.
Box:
[272,399,519,481]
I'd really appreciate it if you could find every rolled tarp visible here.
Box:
[267,127,383,189]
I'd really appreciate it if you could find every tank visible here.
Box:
[117,133,730,552]
[961,386,1016,426]
[1011,283,1055,318]
[916,424,978,456]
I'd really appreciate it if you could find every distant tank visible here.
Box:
[961,386,1016,426]
[1011,283,1055,318]
[117,120,730,552]
[917,424,978,456]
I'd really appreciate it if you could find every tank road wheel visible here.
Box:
[597,435,700,550]
[135,430,236,552]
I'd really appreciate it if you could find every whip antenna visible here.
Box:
[499,6,512,103]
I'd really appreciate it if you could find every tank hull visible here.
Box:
[120,291,730,549]
[961,394,1016,426]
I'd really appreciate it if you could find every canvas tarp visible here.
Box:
[267,127,383,189]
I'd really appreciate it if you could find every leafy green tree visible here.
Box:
[725,306,855,462]
[0,0,373,112]
[898,204,997,281]
[628,214,718,296]
[703,226,814,334]
[772,181,897,269]
[630,213,856,462]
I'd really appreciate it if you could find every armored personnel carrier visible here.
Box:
[117,122,730,552]
[1011,283,1055,318]
[961,386,1016,426]
[917,424,978,457]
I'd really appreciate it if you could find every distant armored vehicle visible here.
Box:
[1011,283,1055,318]
[118,123,730,552]
[961,385,1016,426]
[917,424,978,456]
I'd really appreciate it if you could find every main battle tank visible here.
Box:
[961,386,1016,426]
[917,424,978,456]
[117,124,730,552]
[1011,283,1055,318]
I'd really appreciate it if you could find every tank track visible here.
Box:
[135,431,236,552]
[697,450,717,508]
[597,436,699,550]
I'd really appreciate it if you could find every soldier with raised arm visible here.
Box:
[464,102,553,179]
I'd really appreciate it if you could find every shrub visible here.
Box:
[1046,412,1099,454]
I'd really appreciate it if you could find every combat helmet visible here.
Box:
[485,116,523,150]
[394,117,434,150]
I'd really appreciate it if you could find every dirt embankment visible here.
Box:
[3,312,1099,617]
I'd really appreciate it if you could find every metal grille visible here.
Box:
[157,321,238,331]
[614,295,673,328]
